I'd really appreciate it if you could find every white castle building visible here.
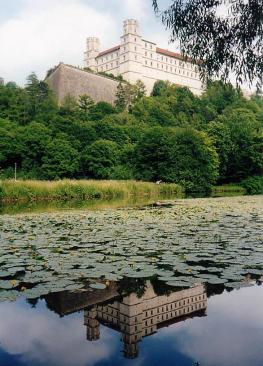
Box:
[84,19,203,96]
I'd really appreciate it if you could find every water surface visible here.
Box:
[0,195,262,365]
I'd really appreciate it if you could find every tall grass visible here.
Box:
[0,179,183,203]
[212,184,246,196]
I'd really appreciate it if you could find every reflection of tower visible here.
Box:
[123,341,139,359]
[84,307,100,341]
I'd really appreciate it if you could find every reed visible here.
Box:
[0,179,183,203]
[212,184,246,195]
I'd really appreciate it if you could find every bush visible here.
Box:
[240,176,263,195]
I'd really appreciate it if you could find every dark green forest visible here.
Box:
[0,73,262,193]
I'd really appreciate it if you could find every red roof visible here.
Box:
[156,47,199,64]
[97,45,120,57]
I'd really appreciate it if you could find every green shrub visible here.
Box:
[240,176,263,195]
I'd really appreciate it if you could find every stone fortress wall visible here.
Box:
[46,63,121,105]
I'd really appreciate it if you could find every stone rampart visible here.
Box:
[47,63,120,105]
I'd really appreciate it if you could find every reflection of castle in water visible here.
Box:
[45,280,206,359]
[84,282,207,359]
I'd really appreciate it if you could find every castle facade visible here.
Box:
[84,19,203,95]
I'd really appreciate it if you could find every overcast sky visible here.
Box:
[0,0,175,85]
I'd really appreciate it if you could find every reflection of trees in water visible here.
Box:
[117,278,147,298]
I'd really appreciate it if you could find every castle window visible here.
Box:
[145,43,147,48]
[124,46,126,51]
[150,44,152,49]
[145,51,147,56]
[151,62,153,66]
[145,60,147,65]
[151,53,153,58]
[170,67,172,71]
[135,55,137,60]
[162,65,163,68]
[166,58,168,62]
[111,63,113,68]
[135,46,137,51]
[116,61,118,65]
[123,55,125,61]
[135,37,137,42]
[157,63,159,68]
[111,54,113,59]
[161,56,163,61]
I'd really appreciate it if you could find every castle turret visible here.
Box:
[119,19,143,84]
[123,19,139,35]
[84,37,100,71]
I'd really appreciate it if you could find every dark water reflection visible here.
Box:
[0,281,262,366]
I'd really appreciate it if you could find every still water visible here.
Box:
[0,195,262,366]
[0,281,262,366]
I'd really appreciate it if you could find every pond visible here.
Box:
[0,195,262,366]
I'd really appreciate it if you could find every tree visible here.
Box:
[216,108,263,181]
[18,122,52,174]
[206,121,232,181]
[135,127,219,191]
[115,80,146,111]
[152,0,263,87]
[151,80,169,97]
[41,137,80,179]
[134,127,172,181]
[78,94,94,115]
[115,82,126,111]
[82,139,120,179]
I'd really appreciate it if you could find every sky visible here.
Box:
[0,0,174,85]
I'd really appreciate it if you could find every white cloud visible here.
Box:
[0,299,114,366]
[0,0,117,85]
[121,0,148,20]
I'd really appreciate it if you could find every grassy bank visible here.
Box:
[0,179,183,203]
[212,184,246,196]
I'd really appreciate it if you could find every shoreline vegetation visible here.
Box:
[0,179,258,205]
[0,179,183,204]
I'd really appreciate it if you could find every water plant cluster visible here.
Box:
[0,196,262,301]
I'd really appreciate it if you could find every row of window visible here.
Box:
[144,60,198,79]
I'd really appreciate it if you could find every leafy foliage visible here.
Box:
[152,0,263,87]
[0,74,262,192]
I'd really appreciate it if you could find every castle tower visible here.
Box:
[84,308,100,341]
[0,77,4,86]
[84,37,100,71]
[119,19,143,84]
